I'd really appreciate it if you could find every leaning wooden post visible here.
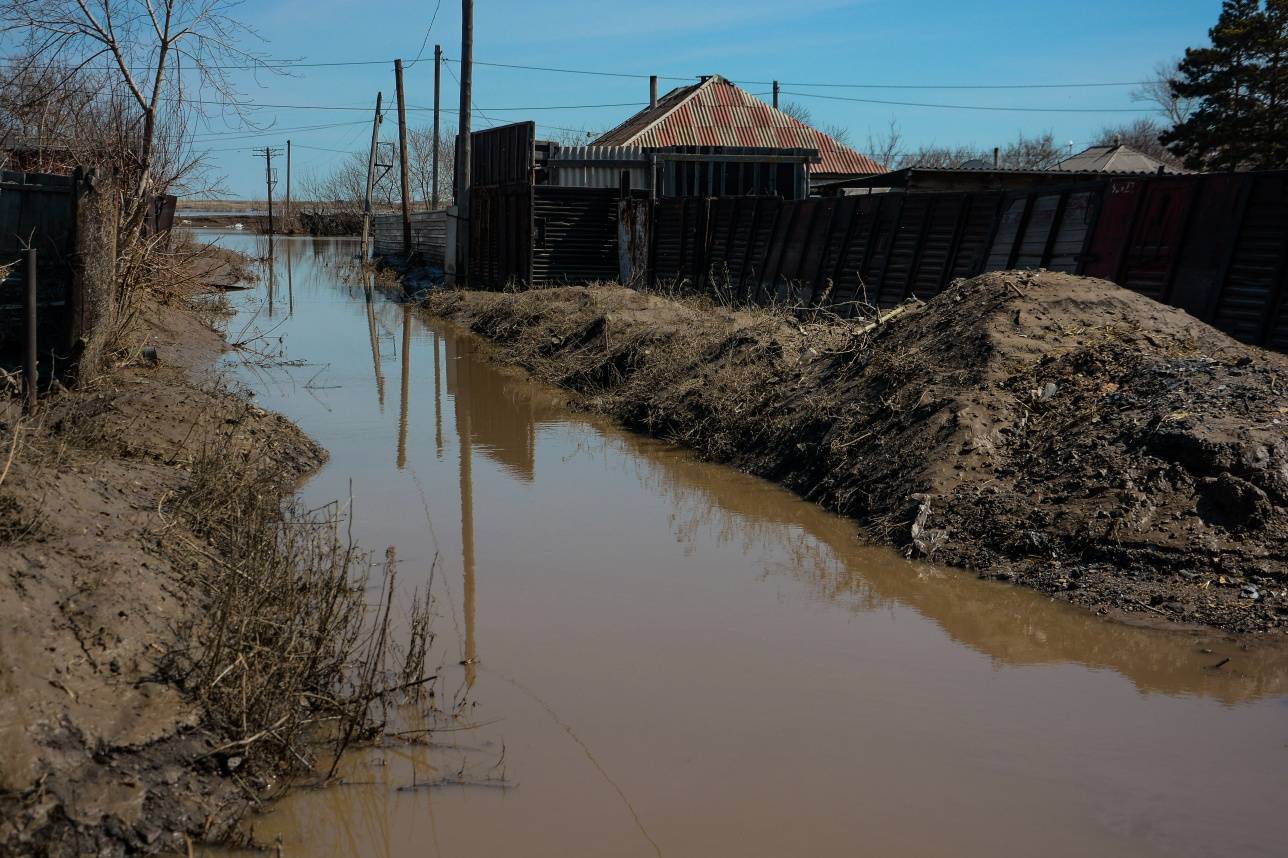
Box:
[395,58,413,257]
[361,92,385,260]
[23,248,37,413]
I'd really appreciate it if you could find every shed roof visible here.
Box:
[1052,143,1186,174]
[592,76,884,177]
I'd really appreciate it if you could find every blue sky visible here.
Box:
[192,0,1223,198]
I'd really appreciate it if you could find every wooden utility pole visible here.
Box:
[256,146,282,252]
[360,92,384,259]
[432,44,442,209]
[285,139,292,226]
[455,0,473,286]
[772,80,780,109]
[395,59,413,257]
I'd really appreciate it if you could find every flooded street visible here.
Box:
[207,232,1287,857]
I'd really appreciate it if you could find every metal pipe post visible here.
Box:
[23,248,37,413]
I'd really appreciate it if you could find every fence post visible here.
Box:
[24,248,37,413]
[67,169,118,375]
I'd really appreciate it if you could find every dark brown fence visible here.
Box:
[1,168,119,370]
[532,186,622,284]
[647,171,1288,351]
[1,171,77,356]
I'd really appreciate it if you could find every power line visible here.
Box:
[439,58,1152,90]
[783,80,1149,91]
[189,119,370,141]
[778,90,1152,114]
[19,55,1153,90]
[441,57,691,82]
[404,0,444,69]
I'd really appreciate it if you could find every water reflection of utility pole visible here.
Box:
[458,342,477,690]
[266,252,275,318]
[433,332,443,459]
[286,238,294,316]
[365,272,385,410]
[397,303,411,469]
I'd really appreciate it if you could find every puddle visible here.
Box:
[201,232,1288,857]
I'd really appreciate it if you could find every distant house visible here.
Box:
[591,75,885,189]
[1052,141,1186,174]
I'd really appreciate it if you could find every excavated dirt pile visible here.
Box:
[425,271,1288,633]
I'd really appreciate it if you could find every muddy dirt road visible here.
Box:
[204,232,1288,858]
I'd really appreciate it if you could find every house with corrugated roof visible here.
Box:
[590,75,885,188]
[1052,140,1186,174]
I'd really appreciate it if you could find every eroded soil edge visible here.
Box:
[423,272,1288,634]
[0,245,324,855]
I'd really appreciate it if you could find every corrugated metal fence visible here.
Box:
[648,171,1288,351]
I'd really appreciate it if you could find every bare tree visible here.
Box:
[898,143,988,169]
[822,122,852,147]
[778,101,813,125]
[548,126,597,147]
[1,0,272,226]
[999,130,1063,169]
[407,125,455,209]
[1132,58,1197,126]
[1092,117,1182,166]
[864,117,904,169]
[774,101,854,149]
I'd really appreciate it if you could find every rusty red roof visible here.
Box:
[593,76,885,178]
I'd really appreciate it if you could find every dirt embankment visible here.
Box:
[424,272,1288,634]
[0,247,324,854]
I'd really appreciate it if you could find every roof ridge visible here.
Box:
[620,76,715,146]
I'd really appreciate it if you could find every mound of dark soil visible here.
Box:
[425,271,1288,633]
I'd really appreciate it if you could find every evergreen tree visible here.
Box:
[1161,0,1288,170]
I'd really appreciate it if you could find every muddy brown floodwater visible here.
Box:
[200,232,1288,858]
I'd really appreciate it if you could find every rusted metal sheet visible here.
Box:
[1116,178,1198,301]
[592,76,884,180]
